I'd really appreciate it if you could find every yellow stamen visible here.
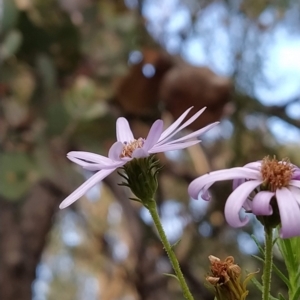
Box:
[120,138,144,158]
[260,156,294,191]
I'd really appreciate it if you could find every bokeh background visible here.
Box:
[1,0,300,299]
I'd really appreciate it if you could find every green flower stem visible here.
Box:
[262,227,274,300]
[147,200,195,300]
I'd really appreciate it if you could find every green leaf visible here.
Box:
[294,271,300,286]
[269,296,279,300]
[251,276,263,292]
[45,102,70,136]
[252,254,264,263]
[289,236,300,266]
[277,237,297,267]
[278,294,287,300]
[163,273,179,281]
[171,239,181,249]
[291,286,300,300]
[252,255,291,289]
[63,77,107,121]
[35,54,57,91]
[1,0,19,33]
[272,264,291,289]
[251,234,264,255]
[276,233,300,298]
[250,276,279,300]
[0,30,23,60]
[0,152,38,200]
[129,197,142,203]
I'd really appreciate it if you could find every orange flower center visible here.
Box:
[260,157,293,192]
[120,138,144,158]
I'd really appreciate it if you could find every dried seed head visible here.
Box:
[207,255,239,285]
[206,255,257,300]
[208,255,221,264]
[228,263,241,279]
[206,276,221,285]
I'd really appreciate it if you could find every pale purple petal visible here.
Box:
[143,119,164,151]
[276,187,300,238]
[157,107,207,145]
[108,141,126,161]
[233,178,245,190]
[252,191,275,215]
[158,107,194,142]
[188,168,262,199]
[68,151,113,164]
[225,180,262,227]
[288,186,300,205]
[132,148,148,158]
[292,169,300,180]
[150,140,200,153]
[67,156,124,170]
[243,161,261,170]
[59,168,115,209]
[243,199,252,211]
[176,107,206,130]
[158,122,218,146]
[199,183,214,201]
[201,189,211,201]
[167,107,206,138]
[116,117,134,142]
[290,180,300,188]
[232,163,261,190]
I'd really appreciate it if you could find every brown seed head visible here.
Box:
[206,255,257,300]
[207,255,240,285]
[206,276,221,285]
[260,157,294,192]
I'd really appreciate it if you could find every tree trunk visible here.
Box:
[0,180,65,300]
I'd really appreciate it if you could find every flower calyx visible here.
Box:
[119,156,162,206]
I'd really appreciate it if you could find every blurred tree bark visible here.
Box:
[0,181,65,300]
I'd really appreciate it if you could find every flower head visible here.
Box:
[207,255,241,285]
[206,255,255,300]
[188,157,300,238]
[60,107,217,209]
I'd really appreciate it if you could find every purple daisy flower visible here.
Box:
[188,157,300,238]
[60,107,218,209]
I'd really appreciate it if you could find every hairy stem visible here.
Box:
[147,200,195,300]
[262,227,273,300]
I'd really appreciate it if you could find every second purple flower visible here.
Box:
[188,157,300,238]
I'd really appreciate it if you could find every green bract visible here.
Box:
[119,156,162,206]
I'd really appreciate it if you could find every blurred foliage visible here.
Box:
[0,152,38,199]
[1,0,300,299]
